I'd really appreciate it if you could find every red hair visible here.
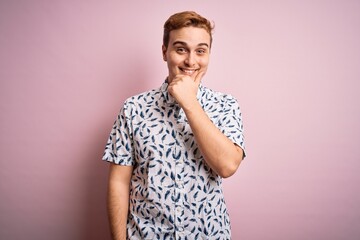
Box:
[163,11,214,48]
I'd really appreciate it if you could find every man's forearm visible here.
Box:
[183,101,243,178]
[167,74,243,178]
[107,164,133,240]
[107,180,129,240]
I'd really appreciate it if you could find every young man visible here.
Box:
[103,11,246,240]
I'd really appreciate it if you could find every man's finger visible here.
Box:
[195,70,205,85]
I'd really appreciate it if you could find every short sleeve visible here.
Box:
[102,102,135,165]
[217,95,246,158]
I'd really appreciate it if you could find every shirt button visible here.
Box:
[176,180,184,188]
[178,226,184,232]
[176,207,182,213]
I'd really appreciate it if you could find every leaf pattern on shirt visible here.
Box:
[103,82,245,240]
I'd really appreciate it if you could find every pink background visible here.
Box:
[1,1,360,239]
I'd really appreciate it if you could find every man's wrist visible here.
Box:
[181,98,202,114]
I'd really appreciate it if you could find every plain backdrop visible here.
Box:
[1,1,360,239]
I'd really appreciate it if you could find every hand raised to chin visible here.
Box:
[168,70,205,110]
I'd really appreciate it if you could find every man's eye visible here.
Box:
[176,48,187,53]
[196,49,206,54]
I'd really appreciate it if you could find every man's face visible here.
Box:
[162,26,211,83]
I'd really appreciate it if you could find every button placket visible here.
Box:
[174,155,185,231]
[172,104,189,237]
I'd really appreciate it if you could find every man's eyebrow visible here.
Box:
[197,43,209,48]
[173,41,209,48]
[173,41,187,46]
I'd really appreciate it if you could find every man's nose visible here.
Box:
[184,52,196,67]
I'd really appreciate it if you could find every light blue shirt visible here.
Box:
[103,81,246,240]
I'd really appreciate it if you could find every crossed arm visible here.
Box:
[182,101,244,178]
[168,72,244,178]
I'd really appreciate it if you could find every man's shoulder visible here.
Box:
[123,86,162,106]
[201,85,238,103]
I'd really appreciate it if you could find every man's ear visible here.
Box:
[162,45,167,61]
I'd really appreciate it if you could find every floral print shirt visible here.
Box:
[103,81,246,240]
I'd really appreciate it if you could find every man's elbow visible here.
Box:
[219,158,242,179]
[218,148,243,178]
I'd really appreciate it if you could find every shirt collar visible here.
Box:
[160,79,203,105]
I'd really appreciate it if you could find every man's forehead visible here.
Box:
[169,27,211,46]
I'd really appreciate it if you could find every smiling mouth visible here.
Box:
[179,67,198,76]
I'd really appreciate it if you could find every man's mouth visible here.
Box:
[179,68,198,76]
